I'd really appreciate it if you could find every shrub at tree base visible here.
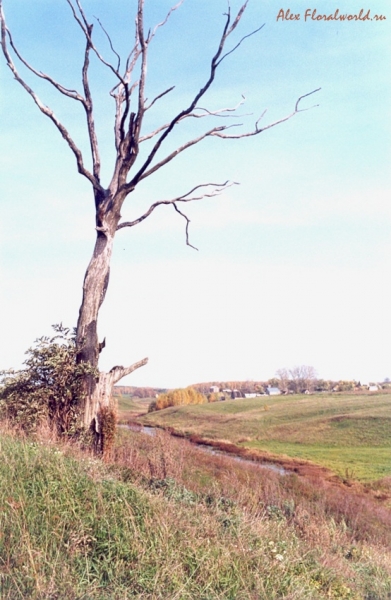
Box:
[0,324,96,435]
[97,404,118,460]
[149,387,207,412]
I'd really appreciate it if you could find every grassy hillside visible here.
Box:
[116,394,151,421]
[139,392,391,482]
[1,425,391,599]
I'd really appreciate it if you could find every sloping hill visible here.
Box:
[140,392,391,481]
[1,427,391,599]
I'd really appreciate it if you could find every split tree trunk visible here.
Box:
[76,228,114,428]
[75,197,147,443]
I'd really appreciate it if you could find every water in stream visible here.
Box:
[123,424,286,475]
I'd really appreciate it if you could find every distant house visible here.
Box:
[221,388,242,399]
[266,387,281,396]
[368,385,379,392]
[209,386,220,393]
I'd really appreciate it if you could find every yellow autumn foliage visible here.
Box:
[149,387,207,412]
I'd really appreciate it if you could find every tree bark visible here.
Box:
[76,227,113,427]
[75,195,148,438]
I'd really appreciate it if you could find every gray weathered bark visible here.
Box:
[75,188,149,432]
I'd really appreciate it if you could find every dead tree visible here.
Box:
[0,0,319,442]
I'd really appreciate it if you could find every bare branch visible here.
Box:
[125,1,255,190]
[217,24,265,66]
[138,122,173,143]
[110,3,145,160]
[110,357,148,384]
[193,97,247,117]
[2,1,101,182]
[115,0,184,146]
[212,88,321,139]
[94,15,121,72]
[81,24,101,180]
[0,2,102,192]
[6,28,85,102]
[116,181,236,231]
[121,27,141,87]
[66,0,135,162]
[147,0,184,43]
[65,0,89,36]
[173,203,198,250]
[295,89,321,112]
[134,1,148,136]
[74,0,90,31]
[139,128,222,181]
[115,38,142,148]
[66,0,125,84]
[255,109,268,128]
[226,1,248,35]
[135,87,320,178]
[137,125,241,182]
[139,98,247,143]
[145,86,175,111]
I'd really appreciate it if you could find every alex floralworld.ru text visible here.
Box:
[277,8,386,21]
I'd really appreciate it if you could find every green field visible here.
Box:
[115,394,152,421]
[140,392,391,482]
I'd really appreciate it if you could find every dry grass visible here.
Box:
[1,421,391,599]
[112,428,391,547]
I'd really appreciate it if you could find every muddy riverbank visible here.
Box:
[122,422,331,478]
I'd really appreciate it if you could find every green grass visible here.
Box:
[115,394,152,421]
[140,392,391,482]
[245,442,391,482]
[1,426,391,599]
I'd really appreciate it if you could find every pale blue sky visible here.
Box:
[1,0,390,386]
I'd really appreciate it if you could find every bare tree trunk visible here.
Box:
[75,203,147,440]
[75,225,113,421]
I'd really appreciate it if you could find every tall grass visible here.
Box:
[1,422,390,599]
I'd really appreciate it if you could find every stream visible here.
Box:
[122,424,286,475]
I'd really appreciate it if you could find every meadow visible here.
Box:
[116,394,152,421]
[1,422,391,599]
[1,390,390,598]
[138,391,391,482]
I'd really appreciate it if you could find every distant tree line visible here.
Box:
[114,386,167,398]
[191,367,390,396]
[114,370,391,411]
